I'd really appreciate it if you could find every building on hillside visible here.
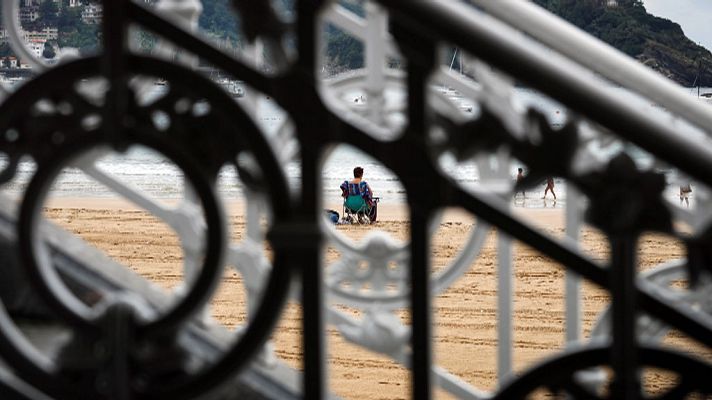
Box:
[4,57,19,69]
[68,0,82,7]
[24,27,58,43]
[28,41,45,58]
[0,27,57,46]
[81,3,102,24]
[19,5,40,24]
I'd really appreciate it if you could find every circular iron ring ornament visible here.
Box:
[493,344,712,399]
[591,260,712,342]
[19,135,224,334]
[0,56,293,398]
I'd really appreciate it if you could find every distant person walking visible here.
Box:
[515,167,526,199]
[543,177,556,200]
[680,182,692,207]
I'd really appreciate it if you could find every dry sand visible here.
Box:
[41,198,709,399]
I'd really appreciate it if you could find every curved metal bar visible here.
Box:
[2,1,49,72]
[495,344,712,398]
[0,155,20,185]
[639,279,712,350]
[0,83,11,102]
[18,134,225,335]
[74,154,210,291]
[0,59,102,163]
[320,2,400,59]
[145,251,293,400]
[433,217,490,292]
[318,69,409,140]
[591,260,690,340]
[0,303,72,398]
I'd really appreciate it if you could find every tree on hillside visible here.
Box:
[533,0,712,85]
[55,5,100,55]
[199,0,241,43]
[0,43,14,58]
[58,6,82,31]
[38,1,60,26]
[325,27,364,71]
[42,41,56,59]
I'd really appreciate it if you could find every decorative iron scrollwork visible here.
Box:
[0,54,293,398]
[0,0,709,399]
[495,345,712,399]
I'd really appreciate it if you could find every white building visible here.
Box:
[29,41,45,58]
[23,0,62,6]
[81,3,102,24]
[24,27,58,43]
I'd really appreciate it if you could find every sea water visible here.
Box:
[1,86,708,208]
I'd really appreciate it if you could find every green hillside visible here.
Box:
[533,0,712,86]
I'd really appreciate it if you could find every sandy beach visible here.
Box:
[41,198,708,399]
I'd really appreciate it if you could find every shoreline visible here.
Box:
[42,196,566,227]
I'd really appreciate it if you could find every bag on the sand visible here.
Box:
[368,202,377,222]
[325,209,339,224]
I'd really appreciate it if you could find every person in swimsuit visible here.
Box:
[680,182,692,207]
[543,177,556,200]
[515,167,526,199]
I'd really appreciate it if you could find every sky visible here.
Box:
[643,0,712,52]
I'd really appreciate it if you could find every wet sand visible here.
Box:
[42,198,708,399]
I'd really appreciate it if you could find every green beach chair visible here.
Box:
[343,194,371,224]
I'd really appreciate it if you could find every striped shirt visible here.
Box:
[340,180,374,205]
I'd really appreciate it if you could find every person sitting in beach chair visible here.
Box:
[340,166,378,224]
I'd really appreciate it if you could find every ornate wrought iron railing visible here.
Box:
[0,0,711,399]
